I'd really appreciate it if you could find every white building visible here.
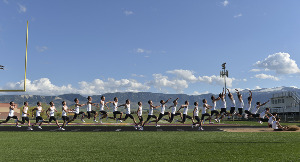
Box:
[269,91,300,114]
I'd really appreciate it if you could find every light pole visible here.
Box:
[220,63,228,92]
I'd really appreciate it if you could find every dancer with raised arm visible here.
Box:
[227,89,236,117]
[176,101,193,124]
[249,100,270,118]
[106,97,123,123]
[156,98,172,124]
[117,99,138,128]
[68,98,86,123]
[211,95,221,123]
[201,99,213,128]
[235,89,244,118]
[244,90,252,118]
[219,88,228,120]
[142,100,160,128]
[166,98,182,123]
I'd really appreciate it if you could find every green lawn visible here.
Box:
[0,131,299,161]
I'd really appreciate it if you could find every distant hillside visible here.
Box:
[0,86,299,111]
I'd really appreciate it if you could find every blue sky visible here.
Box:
[1,0,300,95]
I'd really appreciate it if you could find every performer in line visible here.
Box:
[192,101,202,129]
[68,98,86,123]
[117,99,138,128]
[0,101,23,128]
[85,96,98,122]
[136,101,143,130]
[166,98,182,123]
[176,101,193,124]
[227,89,236,117]
[61,101,71,130]
[21,101,33,130]
[201,99,212,129]
[211,95,221,123]
[235,89,244,118]
[156,98,172,123]
[258,108,271,124]
[142,100,160,127]
[244,90,252,118]
[98,96,109,123]
[31,102,49,129]
[45,101,61,129]
[106,97,123,123]
[249,100,270,118]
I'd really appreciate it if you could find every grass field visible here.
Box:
[0,131,299,161]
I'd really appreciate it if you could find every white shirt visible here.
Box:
[100,101,105,111]
[36,106,42,117]
[229,98,236,107]
[138,106,142,116]
[221,99,226,108]
[268,116,274,124]
[251,105,259,114]
[202,104,208,114]
[260,110,268,118]
[87,103,92,111]
[272,121,278,129]
[238,99,244,108]
[148,105,154,115]
[22,106,28,117]
[75,105,80,114]
[9,106,14,117]
[125,104,130,114]
[212,101,217,111]
[246,103,251,111]
[113,102,118,112]
[171,105,177,114]
[62,106,67,116]
[183,106,188,115]
[49,106,55,116]
[194,106,199,116]
[161,105,166,114]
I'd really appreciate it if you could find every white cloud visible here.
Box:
[234,13,242,18]
[243,79,247,82]
[149,74,188,93]
[250,69,261,72]
[124,10,134,16]
[166,69,198,82]
[36,46,48,52]
[192,91,209,95]
[255,86,261,90]
[222,0,229,6]
[3,78,74,96]
[78,78,150,95]
[255,73,279,81]
[255,52,300,74]
[135,48,151,54]
[2,78,150,96]
[131,74,145,78]
[198,75,235,87]
[18,4,27,13]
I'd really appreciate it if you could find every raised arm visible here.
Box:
[261,100,270,106]
[165,98,172,104]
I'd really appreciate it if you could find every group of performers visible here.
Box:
[0,88,287,131]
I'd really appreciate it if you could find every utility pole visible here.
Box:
[220,63,228,92]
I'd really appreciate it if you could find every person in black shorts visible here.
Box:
[136,101,144,128]
[20,102,32,130]
[85,96,98,122]
[68,98,86,123]
[142,100,160,127]
[61,101,71,130]
[97,96,109,123]
[156,98,172,126]
[0,101,23,127]
[31,102,49,129]
[45,101,61,129]
[201,99,213,127]
[211,95,221,122]
[192,101,201,128]
[166,98,182,123]
[117,99,138,128]
[235,89,244,118]
[106,97,123,122]
[177,101,193,124]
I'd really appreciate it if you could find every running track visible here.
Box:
[0,123,266,132]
